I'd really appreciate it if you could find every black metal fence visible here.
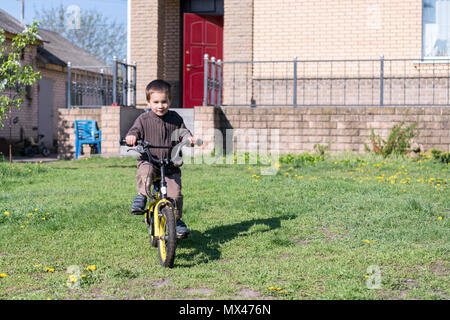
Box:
[204,55,450,107]
[67,57,136,108]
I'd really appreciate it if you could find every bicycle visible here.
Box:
[125,137,201,268]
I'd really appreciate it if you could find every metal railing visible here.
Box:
[67,57,136,108]
[204,55,450,107]
[203,54,223,107]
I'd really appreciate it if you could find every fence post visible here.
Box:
[203,54,209,106]
[293,56,298,107]
[211,57,216,106]
[217,59,222,107]
[123,58,127,106]
[113,56,117,105]
[67,62,71,109]
[100,68,104,106]
[133,61,137,106]
[380,54,384,106]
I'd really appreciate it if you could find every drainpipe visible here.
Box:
[127,0,132,106]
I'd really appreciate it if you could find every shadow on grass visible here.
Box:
[175,215,295,268]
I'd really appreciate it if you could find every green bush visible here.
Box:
[364,121,418,158]
[430,148,450,164]
[279,152,324,167]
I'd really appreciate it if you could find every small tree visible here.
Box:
[0,22,42,165]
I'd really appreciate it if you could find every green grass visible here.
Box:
[0,153,448,300]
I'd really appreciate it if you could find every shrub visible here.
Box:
[279,152,323,167]
[430,148,450,164]
[364,121,418,158]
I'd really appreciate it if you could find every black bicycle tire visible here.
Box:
[157,206,177,268]
[41,147,50,157]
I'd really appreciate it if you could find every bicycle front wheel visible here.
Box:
[156,205,177,268]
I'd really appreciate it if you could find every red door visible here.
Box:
[183,13,223,108]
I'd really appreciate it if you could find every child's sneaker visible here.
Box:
[131,194,147,215]
[176,219,190,239]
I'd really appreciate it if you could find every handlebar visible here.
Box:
[120,137,203,167]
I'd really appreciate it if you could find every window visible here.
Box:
[423,0,450,57]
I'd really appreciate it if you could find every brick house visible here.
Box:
[130,0,450,107]
[0,8,109,152]
[128,0,449,154]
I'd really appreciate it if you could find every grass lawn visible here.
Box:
[0,152,448,300]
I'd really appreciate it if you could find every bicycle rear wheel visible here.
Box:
[156,205,177,268]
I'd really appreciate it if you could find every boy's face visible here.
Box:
[147,91,170,116]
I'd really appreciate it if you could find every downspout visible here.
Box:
[127,0,132,106]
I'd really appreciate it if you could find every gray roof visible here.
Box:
[36,28,109,72]
[0,8,26,35]
[0,8,109,73]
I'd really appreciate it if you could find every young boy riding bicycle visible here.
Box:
[125,79,195,238]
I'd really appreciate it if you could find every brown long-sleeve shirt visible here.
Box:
[126,110,192,164]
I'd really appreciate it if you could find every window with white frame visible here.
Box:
[423,0,450,57]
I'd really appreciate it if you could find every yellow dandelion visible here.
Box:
[250,200,255,203]
[20,225,24,228]
[86,265,97,271]
[44,267,55,273]
[0,273,8,278]
[364,275,370,279]
[68,274,77,283]
[363,240,370,244]
[28,169,32,173]
[269,287,276,291]
[81,274,86,278]
[34,208,38,211]
[34,265,41,268]
[41,217,46,220]
[438,216,443,221]
[4,211,10,216]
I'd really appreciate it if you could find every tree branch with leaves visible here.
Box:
[0,21,42,127]
[0,21,42,166]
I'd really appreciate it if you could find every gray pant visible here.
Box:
[136,161,183,219]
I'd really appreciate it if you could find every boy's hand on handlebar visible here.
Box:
[125,135,137,146]
[189,136,195,147]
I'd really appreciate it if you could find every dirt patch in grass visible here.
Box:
[239,288,261,298]
[152,278,171,288]
[320,226,345,239]
[430,263,449,277]
[292,236,309,245]
[185,288,215,298]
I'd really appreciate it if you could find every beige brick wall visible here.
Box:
[57,106,139,159]
[57,108,102,159]
[253,0,422,61]
[131,0,166,106]
[194,106,450,155]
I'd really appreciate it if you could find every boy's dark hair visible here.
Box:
[145,79,172,102]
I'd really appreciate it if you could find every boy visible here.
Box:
[125,79,194,238]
